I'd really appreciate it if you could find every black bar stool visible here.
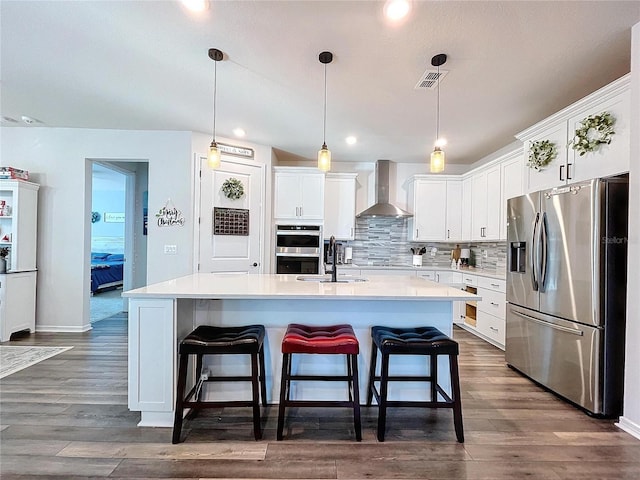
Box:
[276,323,361,441]
[366,326,464,442]
[172,324,267,443]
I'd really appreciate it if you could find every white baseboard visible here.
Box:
[616,416,640,440]
[36,324,92,333]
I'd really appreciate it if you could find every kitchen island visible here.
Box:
[123,273,479,427]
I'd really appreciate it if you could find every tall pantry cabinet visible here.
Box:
[0,180,39,342]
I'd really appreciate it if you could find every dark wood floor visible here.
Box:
[1,314,639,479]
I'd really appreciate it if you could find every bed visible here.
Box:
[91,252,124,293]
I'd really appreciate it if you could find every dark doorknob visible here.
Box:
[252,262,258,267]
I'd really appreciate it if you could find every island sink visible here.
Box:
[296,275,368,283]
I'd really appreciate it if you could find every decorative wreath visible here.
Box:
[91,211,101,223]
[527,139,557,171]
[570,111,616,156]
[221,178,244,200]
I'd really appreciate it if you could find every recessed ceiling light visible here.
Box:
[21,115,36,125]
[384,0,411,21]
[181,0,209,13]
[345,136,357,145]
[233,128,246,137]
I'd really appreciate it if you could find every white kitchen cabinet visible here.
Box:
[407,177,447,241]
[0,271,37,342]
[408,175,462,242]
[273,168,324,221]
[566,86,630,183]
[518,74,630,193]
[471,165,501,241]
[324,173,357,240]
[461,176,473,241]
[499,150,524,240]
[457,273,506,350]
[0,180,39,272]
[445,180,462,241]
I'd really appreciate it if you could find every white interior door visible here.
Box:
[198,156,264,273]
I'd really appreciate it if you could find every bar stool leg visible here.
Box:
[259,345,268,407]
[430,354,438,401]
[347,354,353,402]
[276,353,290,441]
[250,352,262,440]
[350,353,362,441]
[172,352,189,444]
[449,354,464,443]
[377,352,390,442]
[366,344,377,406]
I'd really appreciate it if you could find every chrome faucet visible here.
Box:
[326,235,338,282]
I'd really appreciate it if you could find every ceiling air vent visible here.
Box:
[414,69,448,90]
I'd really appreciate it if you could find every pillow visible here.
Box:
[106,254,124,262]
[91,252,110,261]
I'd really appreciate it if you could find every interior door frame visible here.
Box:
[192,153,267,273]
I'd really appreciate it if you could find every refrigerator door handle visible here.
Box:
[531,212,539,291]
[540,212,548,291]
[512,310,584,336]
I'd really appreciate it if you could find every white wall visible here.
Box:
[1,128,193,332]
[619,21,640,439]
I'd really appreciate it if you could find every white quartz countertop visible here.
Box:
[339,264,506,280]
[123,273,481,301]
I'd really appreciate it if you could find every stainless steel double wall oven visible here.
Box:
[275,225,322,274]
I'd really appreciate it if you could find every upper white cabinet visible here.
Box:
[273,167,324,221]
[471,164,501,241]
[517,74,630,193]
[499,149,524,240]
[0,180,39,272]
[461,176,473,241]
[407,176,462,242]
[324,173,357,240]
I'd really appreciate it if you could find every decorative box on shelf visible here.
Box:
[0,167,29,181]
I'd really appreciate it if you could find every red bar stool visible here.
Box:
[276,323,362,441]
[366,326,464,442]
[172,324,267,443]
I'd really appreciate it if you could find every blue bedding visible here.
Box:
[91,253,124,292]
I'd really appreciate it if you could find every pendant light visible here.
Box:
[430,53,447,173]
[208,48,223,169]
[317,51,333,172]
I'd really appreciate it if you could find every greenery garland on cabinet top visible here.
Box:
[221,177,244,200]
[570,111,616,156]
[527,139,557,171]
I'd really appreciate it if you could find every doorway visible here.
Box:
[88,160,149,324]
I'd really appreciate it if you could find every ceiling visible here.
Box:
[2,1,639,166]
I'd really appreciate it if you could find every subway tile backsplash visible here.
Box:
[345,217,506,270]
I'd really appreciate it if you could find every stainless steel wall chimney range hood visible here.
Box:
[356,160,412,218]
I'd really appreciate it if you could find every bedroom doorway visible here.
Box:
[89,161,148,323]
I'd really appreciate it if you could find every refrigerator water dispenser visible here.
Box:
[509,242,526,273]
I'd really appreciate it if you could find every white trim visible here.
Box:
[616,416,640,440]
[36,324,92,333]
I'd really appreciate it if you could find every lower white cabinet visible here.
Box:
[0,271,37,342]
[457,273,506,349]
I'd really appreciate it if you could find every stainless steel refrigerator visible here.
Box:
[505,174,628,417]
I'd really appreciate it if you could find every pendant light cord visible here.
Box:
[322,62,327,145]
[212,59,217,141]
[436,63,440,143]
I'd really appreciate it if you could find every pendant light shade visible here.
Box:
[318,51,333,172]
[430,53,447,173]
[430,147,445,173]
[208,48,223,169]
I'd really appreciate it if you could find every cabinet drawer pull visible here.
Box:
[490,283,500,287]
[489,326,499,332]
[490,302,499,306]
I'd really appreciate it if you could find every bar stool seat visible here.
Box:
[172,324,267,443]
[367,326,464,442]
[277,323,361,441]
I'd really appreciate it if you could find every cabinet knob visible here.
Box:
[252,262,258,267]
